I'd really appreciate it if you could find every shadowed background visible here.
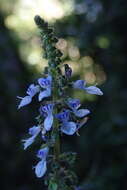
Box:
[0,0,127,190]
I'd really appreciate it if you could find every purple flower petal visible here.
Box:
[73,80,86,89]
[85,86,103,95]
[67,98,81,110]
[41,104,54,114]
[74,109,90,118]
[41,104,54,129]
[28,126,41,136]
[47,75,52,82]
[35,160,47,178]
[18,96,32,109]
[22,126,41,150]
[61,122,77,135]
[38,89,51,101]
[44,114,53,131]
[56,110,70,122]
[73,80,103,96]
[26,84,40,97]
[38,75,52,88]
[22,136,35,150]
[37,147,49,160]
[65,64,72,78]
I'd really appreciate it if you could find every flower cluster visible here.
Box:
[35,147,49,178]
[18,75,103,177]
[18,75,52,109]
[18,15,103,190]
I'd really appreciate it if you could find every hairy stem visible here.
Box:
[53,76,60,161]
[54,114,60,160]
[52,77,60,190]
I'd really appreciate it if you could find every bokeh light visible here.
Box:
[3,0,106,88]
[4,0,74,71]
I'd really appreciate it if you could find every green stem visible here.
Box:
[52,75,60,190]
[53,115,60,161]
[52,76,60,160]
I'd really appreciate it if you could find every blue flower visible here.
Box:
[38,75,52,101]
[26,84,40,97]
[56,110,77,135]
[40,104,54,131]
[22,125,41,150]
[18,84,39,109]
[56,109,70,122]
[35,147,49,178]
[67,98,90,118]
[73,80,103,95]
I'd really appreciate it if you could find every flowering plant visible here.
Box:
[18,15,103,190]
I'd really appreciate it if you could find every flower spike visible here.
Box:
[18,15,103,189]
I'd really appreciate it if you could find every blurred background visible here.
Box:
[0,0,127,190]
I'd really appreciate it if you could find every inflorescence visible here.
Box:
[18,15,103,190]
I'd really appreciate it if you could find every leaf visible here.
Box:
[48,181,58,190]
